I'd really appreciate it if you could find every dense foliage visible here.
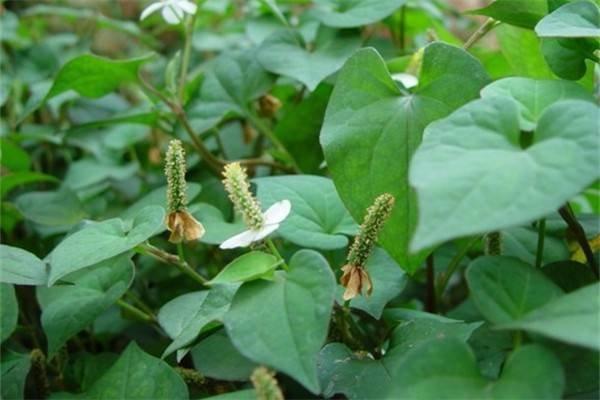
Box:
[1,0,599,399]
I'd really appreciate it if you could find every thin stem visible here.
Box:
[177,242,186,264]
[266,238,288,271]
[399,5,406,50]
[425,254,437,313]
[136,243,209,285]
[436,236,481,299]
[535,218,546,269]
[558,205,599,278]
[177,13,198,103]
[463,18,498,50]
[116,299,156,323]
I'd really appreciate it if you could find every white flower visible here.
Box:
[391,73,418,89]
[140,0,197,25]
[220,200,291,249]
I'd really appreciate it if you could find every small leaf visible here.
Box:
[47,206,164,285]
[190,203,246,245]
[1,351,31,400]
[0,245,48,286]
[466,256,563,324]
[1,284,18,343]
[83,342,188,399]
[257,27,361,91]
[310,0,407,28]
[224,250,335,393]
[469,0,548,29]
[208,252,280,285]
[0,172,58,198]
[37,254,134,357]
[15,187,88,226]
[254,175,358,250]
[500,283,600,350]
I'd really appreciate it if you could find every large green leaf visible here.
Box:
[83,342,188,399]
[536,1,600,37]
[410,96,599,251]
[159,284,238,357]
[257,27,361,91]
[540,37,598,80]
[1,284,18,343]
[254,175,358,250]
[37,255,134,357]
[466,256,563,324]
[469,0,547,29]
[321,44,489,271]
[15,187,88,226]
[224,250,335,394]
[310,0,407,28]
[1,351,31,400]
[320,338,564,399]
[495,25,555,78]
[47,206,164,285]
[0,245,48,285]
[208,251,280,285]
[500,283,600,350]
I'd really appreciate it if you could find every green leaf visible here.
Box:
[224,250,335,394]
[543,260,597,292]
[500,283,600,350]
[536,1,600,37]
[186,50,274,134]
[257,27,361,91]
[254,175,358,250]
[208,252,280,285]
[1,284,18,343]
[311,0,407,28]
[502,227,569,266]
[1,351,31,400]
[0,245,48,285]
[47,206,164,285]
[37,255,134,357]
[495,25,555,78]
[0,139,30,172]
[410,96,599,250]
[15,187,88,226]
[160,284,238,357]
[121,183,201,220]
[190,203,246,245]
[321,44,489,271]
[0,172,58,198]
[540,37,598,80]
[347,248,406,319]
[466,256,563,324]
[63,158,138,190]
[83,342,188,399]
[191,329,257,381]
[201,390,256,400]
[468,0,547,29]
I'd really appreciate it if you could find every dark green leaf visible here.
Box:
[311,0,407,28]
[208,252,280,285]
[1,351,31,400]
[1,284,18,343]
[469,0,547,29]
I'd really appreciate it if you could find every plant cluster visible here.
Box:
[0,0,599,399]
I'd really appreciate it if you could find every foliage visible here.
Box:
[0,0,598,399]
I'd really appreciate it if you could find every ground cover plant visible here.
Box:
[0,0,599,398]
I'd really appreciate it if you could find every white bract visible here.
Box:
[220,200,291,249]
[391,72,418,89]
[140,0,197,25]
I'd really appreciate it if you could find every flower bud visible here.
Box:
[222,162,264,230]
[251,367,284,400]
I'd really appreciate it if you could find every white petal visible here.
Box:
[253,224,280,242]
[175,0,198,15]
[220,229,258,249]
[162,4,183,24]
[263,200,291,225]
[140,2,164,20]
[392,73,418,89]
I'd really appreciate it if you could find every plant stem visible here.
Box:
[558,205,599,278]
[136,243,209,285]
[463,18,498,50]
[425,254,437,313]
[535,218,546,269]
[266,238,288,271]
[177,13,198,103]
[399,5,406,50]
[116,299,156,323]
[436,236,481,300]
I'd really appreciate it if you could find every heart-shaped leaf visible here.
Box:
[311,0,407,28]
[0,245,48,286]
[159,283,238,357]
[1,284,18,343]
[37,254,134,357]
[469,0,547,29]
[15,187,88,226]
[83,342,188,399]
[254,175,358,250]
[47,205,164,285]
[410,97,599,251]
[257,27,361,91]
[224,250,335,394]
[466,256,564,324]
[536,1,600,38]
[208,251,280,285]
[500,283,600,350]
[321,43,489,272]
